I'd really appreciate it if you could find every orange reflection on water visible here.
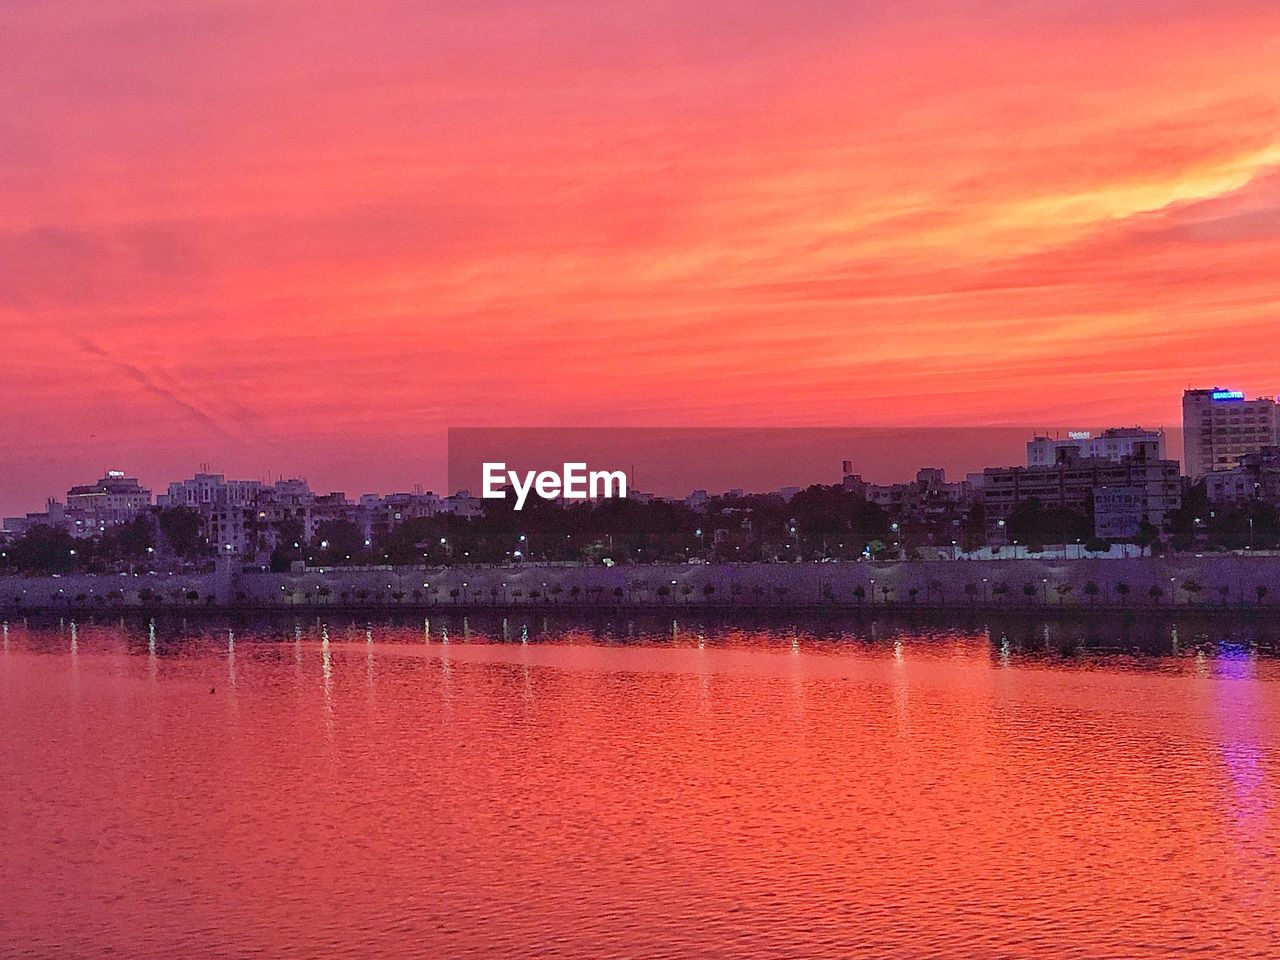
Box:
[1,619,1279,957]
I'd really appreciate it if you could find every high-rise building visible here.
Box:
[1026,427,1165,467]
[1182,388,1279,479]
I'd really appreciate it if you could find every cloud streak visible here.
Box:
[64,333,234,441]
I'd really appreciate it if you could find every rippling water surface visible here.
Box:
[2,613,1279,958]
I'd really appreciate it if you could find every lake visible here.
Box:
[2,613,1278,958]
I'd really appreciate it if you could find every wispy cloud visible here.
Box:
[64,333,234,440]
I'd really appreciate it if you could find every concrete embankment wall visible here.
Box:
[5,556,1280,612]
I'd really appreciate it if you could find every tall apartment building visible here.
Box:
[1182,388,1279,479]
[1027,427,1165,467]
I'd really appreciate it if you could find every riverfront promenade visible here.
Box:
[4,556,1280,615]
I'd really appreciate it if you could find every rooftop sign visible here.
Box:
[1211,390,1245,401]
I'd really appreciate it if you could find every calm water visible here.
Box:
[2,614,1279,959]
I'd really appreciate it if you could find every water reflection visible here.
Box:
[4,613,1280,957]
[7,609,1280,674]
[147,618,157,679]
[320,624,333,739]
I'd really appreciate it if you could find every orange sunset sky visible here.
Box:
[2,0,1278,514]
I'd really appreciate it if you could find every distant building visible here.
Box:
[684,489,710,509]
[1183,388,1279,478]
[983,443,1180,542]
[6,472,152,538]
[158,472,263,509]
[442,490,484,518]
[1027,427,1165,467]
[65,471,152,529]
[359,491,446,544]
[270,478,317,508]
[208,507,249,557]
[1204,446,1280,506]
[840,462,867,496]
[3,499,72,537]
[862,468,975,522]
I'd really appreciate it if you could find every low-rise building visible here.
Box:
[1027,427,1165,467]
[158,472,264,509]
[863,468,975,522]
[3,499,74,537]
[65,471,152,528]
[984,443,1181,542]
[1205,446,1280,505]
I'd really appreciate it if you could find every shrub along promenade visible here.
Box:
[4,555,1280,616]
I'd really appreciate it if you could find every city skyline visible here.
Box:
[3,1,1279,518]
[0,420,1177,518]
[0,406,1263,519]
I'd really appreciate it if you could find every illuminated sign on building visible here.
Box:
[1211,390,1245,401]
[1067,431,1092,440]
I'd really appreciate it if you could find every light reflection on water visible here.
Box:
[2,614,1279,958]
